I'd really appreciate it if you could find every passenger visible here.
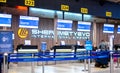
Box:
[95,40,109,68]
[98,40,108,51]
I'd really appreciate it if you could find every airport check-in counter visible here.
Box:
[16,45,38,66]
[114,44,120,63]
[51,45,86,58]
[51,45,74,58]
[74,45,86,57]
[114,44,120,51]
[18,45,38,53]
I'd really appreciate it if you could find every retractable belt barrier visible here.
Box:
[7,51,112,62]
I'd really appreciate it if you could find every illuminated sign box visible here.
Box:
[103,24,114,33]
[77,21,91,31]
[0,14,12,27]
[19,16,39,28]
[117,25,120,34]
[57,19,72,30]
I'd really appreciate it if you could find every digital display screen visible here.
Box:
[103,24,114,33]
[117,25,120,34]
[57,19,72,30]
[77,21,91,31]
[0,14,12,27]
[19,16,39,28]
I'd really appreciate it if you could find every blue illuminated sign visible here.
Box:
[117,25,120,34]
[0,31,13,53]
[19,16,39,28]
[0,14,12,27]
[103,24,114,33]
[85,40,92,50]
[57,19,72,30]
[77,21,91,31]
[41,42,47,51]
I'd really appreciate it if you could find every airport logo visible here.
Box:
[18,28,28,39]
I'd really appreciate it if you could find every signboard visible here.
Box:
[61,4,69,11]
[117,25,120,34]
[0,14,12,27]
[41,42,47,51]
[0,31,13,53]
[81,8,88,14]
[19,15,39,28]
[106,11,112,17]
[18,28,29,39]
[85,40,92,50]
[25,0,35,6]
[77,21,91,31]
[0,0,6,3]
[103,24,114,33]
[57,19,72,30]
[31,29,90,39]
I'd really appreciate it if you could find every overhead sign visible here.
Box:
[117,25,120,34]
[77,21,91,31]
[18,28,29,39]
[57,19,72,30]
[19,15,39,28]
[0,31,13,53]
[103,24,114,33]
[0,13,12,27]
[61,4,69,11]
[81,8,88,14]
[0,0,7,3]
[106,11,112,17]
[25,0,35,6]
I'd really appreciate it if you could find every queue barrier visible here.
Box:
[7,51,110,62]
[2,51,120,73]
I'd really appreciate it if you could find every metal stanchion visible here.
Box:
[109,35,114,73]
[116,57,120,68]
[82,51,88,71]
[88,51,91,73]
[42,52,45,73]
[31,54,35,73]
[110,52,114,73]
[3,53,8,73]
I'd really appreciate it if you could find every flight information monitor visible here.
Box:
[0,14,12,27]
[103,24,114,33]
[117,25,120,34]
[77,21,91,31]
[19,16,39,28]
[57,19,72,30]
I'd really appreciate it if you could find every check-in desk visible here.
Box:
[114,44,120,64]
[51,45,74,64]
[74,45,86,58]
[52,45,74,58]
[114,44,120,51]
[17,45,38,66]
[18,45,38,53]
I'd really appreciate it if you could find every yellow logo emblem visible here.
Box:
[18,28,28,39]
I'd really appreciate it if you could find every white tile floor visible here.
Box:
[8,62,120,73]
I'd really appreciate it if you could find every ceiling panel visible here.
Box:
[107,0,120,3]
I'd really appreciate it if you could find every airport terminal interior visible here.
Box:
[1,0,120,73]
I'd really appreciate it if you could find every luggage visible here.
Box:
[95,50,109,68]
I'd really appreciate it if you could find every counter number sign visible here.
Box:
[0,0,7,3]
[61,4,69,11]
[25,0,35,6]
[81,8,88,14]
[106,11,112,17]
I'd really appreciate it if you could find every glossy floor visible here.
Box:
[8,62,120,73]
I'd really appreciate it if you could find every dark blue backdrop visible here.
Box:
[0,31,13,53]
